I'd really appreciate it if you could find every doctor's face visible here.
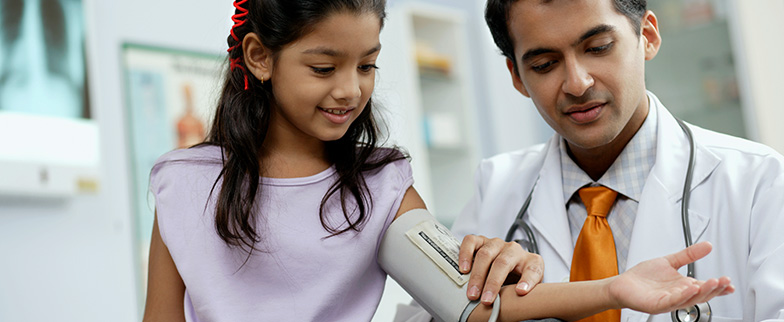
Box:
[505,0,660,152]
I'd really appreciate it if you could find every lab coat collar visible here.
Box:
[527,134,575,268]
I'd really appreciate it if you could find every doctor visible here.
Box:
[450,0,784,321]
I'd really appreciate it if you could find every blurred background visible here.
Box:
[0,0,781,321]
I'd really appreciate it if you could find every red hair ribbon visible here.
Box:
[229,57,249,90]
[228,0,250,90]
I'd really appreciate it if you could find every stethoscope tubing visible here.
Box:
[505,178,539,254]
[678,118,697,278]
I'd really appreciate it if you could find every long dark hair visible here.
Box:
[204,0,401,254]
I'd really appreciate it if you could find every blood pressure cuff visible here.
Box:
[378,208,500,322]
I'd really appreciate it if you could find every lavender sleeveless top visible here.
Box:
[150,145,413,321]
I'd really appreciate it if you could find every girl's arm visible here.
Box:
[467,241,733,322]
[394,186,428,219]
[394,187,544,303]
[142,211,186,322]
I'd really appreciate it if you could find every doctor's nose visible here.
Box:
[561,60,594,97]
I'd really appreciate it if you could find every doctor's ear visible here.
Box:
[641,10,662,61]
[506,58,530,97]
[242,32,273,82]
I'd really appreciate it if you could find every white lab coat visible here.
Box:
[449,94,784,322]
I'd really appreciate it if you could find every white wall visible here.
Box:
[0,1,230,321]
[729,0,784,153]
[0,196,138,322]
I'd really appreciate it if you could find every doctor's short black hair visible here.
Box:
[485,0,647,74]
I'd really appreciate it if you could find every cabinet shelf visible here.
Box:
[377,3,480,226]
[418,70,455,82]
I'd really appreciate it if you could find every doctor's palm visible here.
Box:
[608,241,734,314]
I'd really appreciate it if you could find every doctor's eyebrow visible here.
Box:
[572,24,616,47]
[520,24,617,64]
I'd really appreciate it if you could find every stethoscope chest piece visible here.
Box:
[671,302,711,322]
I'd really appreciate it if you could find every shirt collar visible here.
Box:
[560,93,659,203]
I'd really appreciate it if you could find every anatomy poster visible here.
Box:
[122,43,224,285]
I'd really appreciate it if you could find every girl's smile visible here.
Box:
[318,106,355,124]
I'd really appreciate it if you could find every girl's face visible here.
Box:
[267,12,381,146]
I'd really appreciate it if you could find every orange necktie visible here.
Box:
[571,186,620,322]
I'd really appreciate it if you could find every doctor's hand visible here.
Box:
[607,241,735,314]
[458,235,543,305]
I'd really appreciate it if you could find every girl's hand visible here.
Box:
[607,241,734,314]
[458,235,544,305]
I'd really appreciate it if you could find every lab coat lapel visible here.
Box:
[646,94,721,210]
[622,176,684,322]
[527,135,574,269]
[622,97,718,322]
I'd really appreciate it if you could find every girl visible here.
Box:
[143,0,732,321]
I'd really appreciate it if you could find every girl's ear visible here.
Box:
[242,33,272,82]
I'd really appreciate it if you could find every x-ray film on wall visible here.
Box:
[0,0,89,119]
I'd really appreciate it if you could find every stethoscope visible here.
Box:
[504,118,711,322]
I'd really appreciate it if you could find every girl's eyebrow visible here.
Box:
[303,47,344,57]
[302,44,382,57]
